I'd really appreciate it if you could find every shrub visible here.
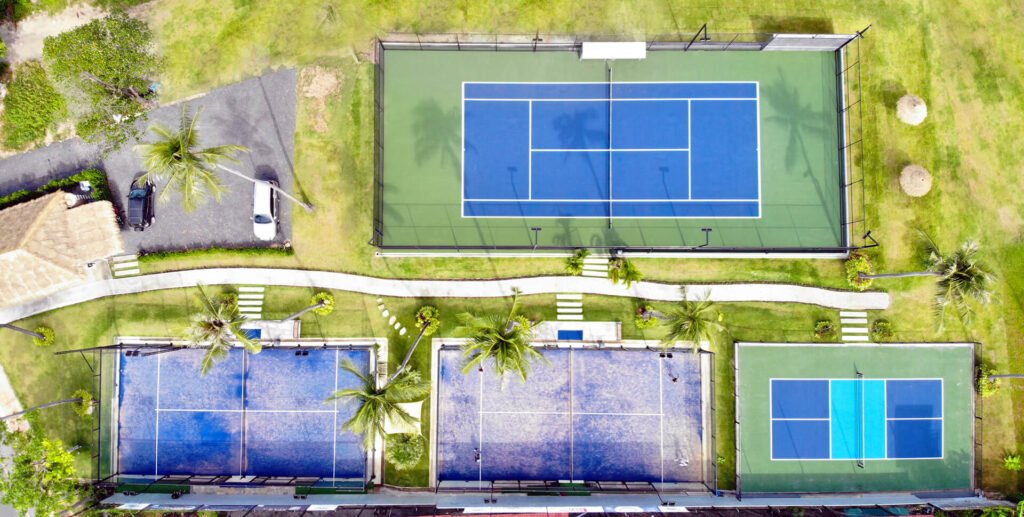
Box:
[384,433,425,471]
[311,292,335,316]
[0,39,7,61]
[32,326,55,347]
[870,319,893,341]
[634,304,659,329]
[564,249,590,276]
[71,389,93,418]
[3,61,66,149]
[814,320,837,340]
[977,364,1000,398]
[608,256,643,287]
[414,305,441,335]
[845,253,874,291]
[1005,453,1023,472]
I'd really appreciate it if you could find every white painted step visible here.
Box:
[239,306,262,312]
[556,294,582,300]
[241,313,261,319]
[556,301,583,308]
[840,311,868,318]
[113,268,140,277]
[840,318,868,325]
[843,335,870,342]
[111,254,138,263]
[238,294,265,300]
[556,308,583,314]
[238,300,263,307]
[112,261,139,270]
[557,314,585,321]
[238,286,265,293]
[582,258,609,265]
[842,327,869,334]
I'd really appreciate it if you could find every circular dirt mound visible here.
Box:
[900,164,932,197]
[897,94,928,125]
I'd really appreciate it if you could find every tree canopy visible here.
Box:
[42,13,160,149]
[0,415,83,516]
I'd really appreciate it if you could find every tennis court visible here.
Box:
[463,81,759,218]
[736,343,974,494]
[116,347,371,481]
[434,346,711,487]
[379,47,846,251]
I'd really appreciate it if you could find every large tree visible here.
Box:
[184,286,260,375]
[42,13,160,150]
[456,290,545,382]
[0,414,83,516]
[659,290,726,352]
[328,360,429,448]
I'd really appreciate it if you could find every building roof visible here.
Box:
[0,192,124,307]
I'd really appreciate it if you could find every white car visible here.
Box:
[252,180,278,241]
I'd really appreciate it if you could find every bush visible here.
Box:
[564,249,590,276]
[814,320,837,340]
[3,61,66,149]
[870,319,893,341]
[32,326,55,347]
[0,168,110,210]
[634,304,659,329]
[1005,453,1023,472]
[977,364,1000,398]
[384,433,425,471]
[414,305,441,335]
[845,253,874,291]
[0,39,7,61]
[311,292,335,316]
[138,246,294,262]
[71,389,93,419]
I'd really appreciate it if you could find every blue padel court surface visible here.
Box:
[771,378,943,461]
[462,82,760,219]
[436,348,705,484]
[116,348,370,480]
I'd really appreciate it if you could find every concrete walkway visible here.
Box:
[0,268,889,324]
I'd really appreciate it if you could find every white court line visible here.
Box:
[464,97,757,102]
[332,349,339,480]
[478,365,484,489]
[478,411,664,417]
[154,354,161,477]
[569,348,575,481]
[463,198,758,203]
[687,99,692,200]
[658,356,665,487]
[528,100,533,201]
[157,408,337,413]
[240,353,246,477]
[531,148,689,152]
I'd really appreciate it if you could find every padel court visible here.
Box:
[115,347,370,481]
[463,82,759,218]
[737,343,974,494]
[434,346,711,486]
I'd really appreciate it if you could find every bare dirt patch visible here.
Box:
[0,3,107,64]
[299,66,341,134]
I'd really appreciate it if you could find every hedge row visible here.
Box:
[0,168,111,211]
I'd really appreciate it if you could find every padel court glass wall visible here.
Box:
[374,34,865,253]
[96,342,376,493]
[735,343,975,495]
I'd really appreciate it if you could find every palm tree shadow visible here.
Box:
[412,100,464,178]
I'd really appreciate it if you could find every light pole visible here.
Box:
[700,227,713,248]
[531,227,542,250]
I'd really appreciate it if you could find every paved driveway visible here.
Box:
[0,68,297,254]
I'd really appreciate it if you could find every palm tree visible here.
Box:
[184,286,260,375]
[328,360,429,448]
[135,106,313,212]
[456,290,545,381]
[608,256,643,287]
[660,290,726,352]
[859,238,992,326]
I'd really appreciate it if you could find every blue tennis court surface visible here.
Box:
[771,378,943,461]
[462,82,760,218]
[436,348,706,484]
[117,347,370,480]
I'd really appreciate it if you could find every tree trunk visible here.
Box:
[989,374,1024,381]
[0,324,45,340]
[217,165,315,212]
[79,72,155,108]
[282,301,325,322]
[859,271,942,280]
[388,325,428,384]
[0,398,82,421]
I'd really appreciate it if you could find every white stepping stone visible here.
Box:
[556,307,583,314]
[840,311,868,318]
[842,327,869,334]
[399,328,407,336]
[238,286,265,293]
[556,301,583,308]
[582,271,606,277]
[556,294,582,300]
[111,254,138,263]
[556,315,585,321]
[843,335,870,342]
[382,310,389,317]
[840,318,868,325]
[113,268,141,276]
[238,294,264,300]
[112,261,139,270]
[388,316,396,325]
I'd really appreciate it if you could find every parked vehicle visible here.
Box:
[126,178,155,231]
[252,180,279,241]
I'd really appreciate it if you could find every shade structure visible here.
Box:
[899,164,933,197]
[897,94,928,125]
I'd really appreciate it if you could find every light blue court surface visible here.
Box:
[117,348,370,480]
[770,379,943,461]
[462,82,760,218]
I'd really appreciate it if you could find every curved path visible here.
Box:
[0,268,890,324]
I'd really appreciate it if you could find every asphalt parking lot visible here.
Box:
[0,68,297,254]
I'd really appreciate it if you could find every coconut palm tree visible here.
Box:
[859,238,992,326]
[184,286,260,375]
[328,360,429,448]
[660,290,726,352]
[608,256,643,287]
[135,106,313,212]
[456,290,545,381]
